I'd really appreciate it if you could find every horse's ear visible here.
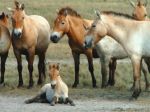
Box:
[95,10,102,20]
[21,4,25,10]
[128,0,136,8]
[83,24,90,31]
[7,7,15,13]
[2,12,5,18]
[144,0,148,6]
[56,9,59,14]
[57,63,60,70]
[14,0,20,9]
[64,10,68,16]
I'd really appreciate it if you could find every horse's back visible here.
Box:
[29,15,50,51]
[0,24,11,54]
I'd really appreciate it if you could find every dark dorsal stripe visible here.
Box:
[102,11,134,20]
[58,7,81,18]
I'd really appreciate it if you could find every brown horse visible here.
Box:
[0,12,11,85]
[128,0,148,21]
[8,1,50,88]
[50,7,96,88]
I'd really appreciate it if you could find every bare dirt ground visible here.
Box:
[0,95,150,112]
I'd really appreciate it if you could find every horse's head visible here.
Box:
[0,12,9,28]
[84,11,107,49]
[8,1,25,39]
[128,0,148,20]
[49,63,60,89]
[50,9,70,43]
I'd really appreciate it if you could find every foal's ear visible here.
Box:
[14,0,20,9]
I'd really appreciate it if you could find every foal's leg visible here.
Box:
[141,60,149,91]
[65,97,75,106]
[130,56,142,100]
[26,48,35,88]
[14,49,23,87]
[86,51,97,88]
[51,96,57,106]
[0,52,8,85]
[72,52,80,88]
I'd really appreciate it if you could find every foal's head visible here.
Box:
[49,63,60,89]
[84,11,107,49]
[0,12,9,27]
[128,0,148,20]
[50,7,80,43]
[9,1,25,38]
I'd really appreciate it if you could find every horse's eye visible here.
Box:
[22,17,25,19]
[92,24,96,28]
[144,14,147,17]
[61,22,65,25]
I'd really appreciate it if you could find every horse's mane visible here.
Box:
[102,11,134,20]
[58,7,81,18]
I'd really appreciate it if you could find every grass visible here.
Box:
[0,0,150,101]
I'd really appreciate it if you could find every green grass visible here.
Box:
[0,0,150,100]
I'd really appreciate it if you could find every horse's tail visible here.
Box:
[144,58,150,73]
[92,48,99,58]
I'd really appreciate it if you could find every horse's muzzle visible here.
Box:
[12,31,22,39]
[50,35,59,43]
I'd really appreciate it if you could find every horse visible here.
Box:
[128,0,148,21]
[106,0,150,87]
[8,1,50,88]
[0,12,11,86]
[25,63,75,106]
[50,7,97,88]
[84,11,150,99]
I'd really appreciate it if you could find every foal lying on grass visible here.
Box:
[25,63,75,106]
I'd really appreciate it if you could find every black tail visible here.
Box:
[92,48,99,58]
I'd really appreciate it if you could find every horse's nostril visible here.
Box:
[50,35,58,43]
[51,84,56,89]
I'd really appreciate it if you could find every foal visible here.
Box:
[0,12,11,85]
[25,63,75,106]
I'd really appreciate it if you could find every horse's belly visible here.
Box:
[0,36,10,53]
[96,36,128,59]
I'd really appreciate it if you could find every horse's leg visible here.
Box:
[100,57,109,88]
[141,60,150,91]
[109,59,117,86]
[144,58,150,73]
[14,49,23,87]
[37,53,46,85]
[130,56,142,100]
[72,52,80,88]
[86,52,97,88]
[107,59,113,86]
[0,52,8,85]
[26,48,35,88]
[64,97,75,106]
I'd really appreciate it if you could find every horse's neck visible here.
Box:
[67,16,91,45]
[103,15,135,45]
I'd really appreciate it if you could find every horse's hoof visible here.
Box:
[70,102,75,106]
[0,83,5,87]
[93,85,98,88]
[72,84,77,88]
[24,100,31,104]
[27,85,33,89]
[129,96,137,101]
[51,103,55,106]
[131,89,141,100]
[37,80,43,85]
[101,84,107,88]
